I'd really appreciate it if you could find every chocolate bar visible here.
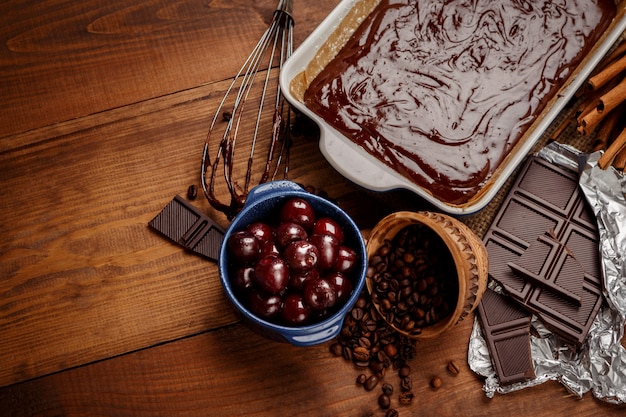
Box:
[149,195,225,262]
[477,288,535,385]
[483,156,603,346]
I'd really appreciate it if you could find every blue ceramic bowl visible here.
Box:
[219,180,367,346]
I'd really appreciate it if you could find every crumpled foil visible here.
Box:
[468,141,626,404]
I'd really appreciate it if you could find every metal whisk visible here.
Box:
[201,0,294,220]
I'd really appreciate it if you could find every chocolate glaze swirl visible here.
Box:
[304,0,615,204]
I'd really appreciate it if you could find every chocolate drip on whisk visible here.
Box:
[201,0,295,220]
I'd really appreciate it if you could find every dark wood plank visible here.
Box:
[1,319,623,416]
[0,70,391,387]
[0,0,341,138]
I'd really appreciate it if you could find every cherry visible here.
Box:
[326,271,353,303]
[334,246,358,274]
[280,198,316,231]
[284,240,319,272]
[232,266,255,293]
[281,293,312,325]
[309,233,340,271]
[313,217,344,243]
[304,277,337,311]
[227,230,260,264]
[259,241,280,258]
[248,291,282,319]
[274,222,308,249]
[246,222,274,244]
[288,268,320,292]
[254,255,290,294]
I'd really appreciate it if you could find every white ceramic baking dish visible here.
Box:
[281,0,626,214]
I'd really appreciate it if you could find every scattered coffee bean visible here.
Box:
[398,391,414,404]
[330,342,343,357]
[186,184,197,200]
[430,376,443,390]
[385,410,399,417]
[378,393,391,409]
[328,290,418,414]
[399,376,412,392]
[398,365,411,378]
[364,374,379,391]
[353,346,370,362]
[356,373,367,385]
[222,110,232,121]
[447,360,460,376]
[384,343,397,358]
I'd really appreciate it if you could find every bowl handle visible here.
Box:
[282,324,341,347]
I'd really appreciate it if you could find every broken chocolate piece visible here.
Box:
[483,156,603,346]
[507,233,583,306]
[149,195,225,262]
[478,288,535,385]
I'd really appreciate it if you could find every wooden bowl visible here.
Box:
[366,211,488,339]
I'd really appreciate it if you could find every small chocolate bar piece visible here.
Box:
[483,156,603,346]
[478,289,535,385]
[507,233,583,307]
[149,195,225,262]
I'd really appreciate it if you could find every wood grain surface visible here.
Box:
[1,0,625,416]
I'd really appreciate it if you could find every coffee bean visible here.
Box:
[381,382,394,396]
[398,365,411,378]
[342,345,352,361]
[447,360,460,375]
[378,393,391,409]
[351,307,364,321]
[186,184,197,200]
[329,342,342,356]
[364,375,379,391]
[398,391,414,404]
[430,376,443,390]
[356,374,367,385]
[383,343,397,358]
[353,346,370,362]
[399,376,412,392]
[385,409,399,417]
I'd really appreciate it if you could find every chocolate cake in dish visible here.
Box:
[300,0,616,206]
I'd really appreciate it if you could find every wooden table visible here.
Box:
[1,1,624,415]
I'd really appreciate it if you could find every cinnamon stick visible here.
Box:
[597,76,626,114]
[592,103,623,151]
[596,41,626,72]
[578,77,626,135]
[549,117,572,141]
[612,146,626,170]
[588,55,626,91]
[597,127,626,169]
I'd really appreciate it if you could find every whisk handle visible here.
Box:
[275,0,294,18]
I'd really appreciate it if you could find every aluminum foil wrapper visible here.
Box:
[468,142,626,404]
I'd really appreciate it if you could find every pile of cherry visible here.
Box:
[226,197,360,326]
